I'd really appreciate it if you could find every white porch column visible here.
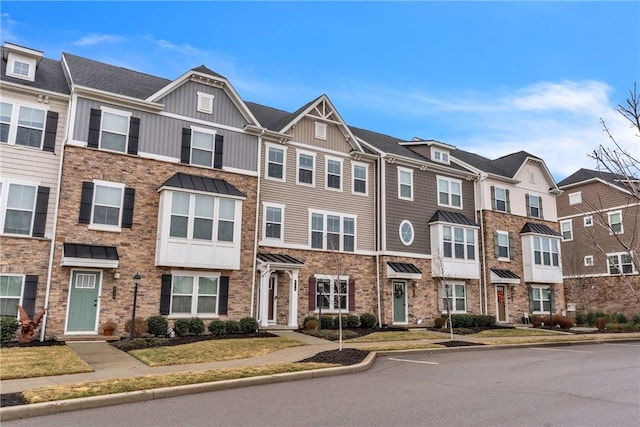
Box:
[258,266,271,327]
[287,270,300,328]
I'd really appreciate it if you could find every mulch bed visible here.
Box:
[1,393,28,408]
[299,348,370,365]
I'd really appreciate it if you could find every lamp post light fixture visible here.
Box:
[131,273,141,339]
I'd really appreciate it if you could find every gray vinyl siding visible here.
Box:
[385,165,475,254]
[289,117,352,152]
[73,98,258,172]
[158,82,249,128]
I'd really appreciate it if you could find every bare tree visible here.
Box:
[431,249,454,341]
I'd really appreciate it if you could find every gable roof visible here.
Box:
[1,47,70,95]
[520,222,560,236]
[190,65,225,79]
[557,168,639,195]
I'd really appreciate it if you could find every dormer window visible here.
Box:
[3,43,42,82]
[12,61,30,77]
[432,148,450,165]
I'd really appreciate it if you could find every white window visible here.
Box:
[326,158,343,191]
[315,122,327,140]
[443,226,476,260]
[100,108,131,153]
[196,92,214,114]
[297,151,315,186]
[0,102,46,148]
[531,286,550,313]
[266,145,286,181]
[438,176,462,208]
[533,236,560,267]
[583,216,593,227]
[1,181,37,236]
[493,186,508,212]
[169,191,236,243]
[170,274,219,316]
[496,231,510,260]
[12,60,30,77]
[560,220,573,241]
[352,162,368,195]
[443,282,466,313]
[398,167,413,200]
[315,275,348,312]
[310,211,355,252]
[263,204,284,241]
[432,149,449,164]
[191,127,216,168]
[527,194,542,218]
[399,220,414,246]
[569,192,582,205]
[0,275,23,317]
[6,53,37,81]
[608,211,623,234]
[90,181,125,230]
[607,253,635,275]
[584,255,594,267]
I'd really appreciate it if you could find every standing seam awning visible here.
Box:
[387,262,422,280]
[257,253,304,269]
[490,268,520,284]
[62,243,119,268]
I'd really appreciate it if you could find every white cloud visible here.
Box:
[74,34,124,47]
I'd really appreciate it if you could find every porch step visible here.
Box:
[53,334,121,343]
[260,325,298,331]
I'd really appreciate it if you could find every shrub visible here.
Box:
[613,313,628,324]
[188,317,205,335]
[530,315,545,328]
[552,315,574,329]
[173,319,190,337]
[239,317,259,334]
[449,314,494,328]
[306,328,359,340]
[605,323,640,332]
[124,317,148,338]
[147,316,168,337]
[224,320,241,334]
[113,337,169,352]
[586,312,597,327]
[433,317,446,328]
[343,315,360,329]
[575,313,587,326]
[595,317,607,331]
[320,315,336,330]
[0,317,19,346]
[632,315,640,325]
[303,315,318,330]
[360,313,377,328]
[208,320,226,336]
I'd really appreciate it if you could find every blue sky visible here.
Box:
[2,1,638,181]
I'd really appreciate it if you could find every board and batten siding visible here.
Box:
[259,143,376,251]
[385,165,475,254]
[0,95,68,237]
[72,98,258,172]
[288,117,352,153]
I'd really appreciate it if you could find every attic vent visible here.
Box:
[315,122,327,140]
[197,92,214,114]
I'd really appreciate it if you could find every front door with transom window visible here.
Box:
[67,270,101,332]
[496,285,507,322]
[392,281,407,324]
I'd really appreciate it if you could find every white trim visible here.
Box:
[61,257,119,269]
[560,219,573,241]
[496,230,510,261]
[189,125,217,168]
[351,161,369,196]
[167,271,222,317]
[0,101,47,149]
[397,166,413,201]
[607,210,624,235]
[90,180,125,231]
[64,269,103,334]
[159,111,249,135]
[286,140,352,158]
[584,255,594,267]
[308,208,357,252]
[314,122,327,140]
[568,191,582,205]
[0,274,25,318]
[262,202,285,242]
[381,250,431,259]
[437,175,463,209]
[325,156,343,192]
[0,178,40,237]
[196,91,214,114]
[399,220,414,246]
[583,216,593,227]
[387,267,421,280]
[265,143,286,182]
[296,149,316,187]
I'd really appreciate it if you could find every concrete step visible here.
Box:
[53,334,121,342]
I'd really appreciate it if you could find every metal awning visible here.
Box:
[62,243,119,269]
[490,268,520,284]
[257,253,304,269]
[387,262,422,280]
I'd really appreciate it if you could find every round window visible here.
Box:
[399,220,414,246]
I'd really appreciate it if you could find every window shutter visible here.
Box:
[550,286,555,312]
[505,189,511,213]
[127,117,140,155]
[525,193,530,217]
[122,188,135,228]
[508,233,515,260]
[88,109,101,148]
[159,275,172,315]
[348,279,356,311]
[180,128,191,164]
[490,186,496,210]
[23,275,38,318]
[493,231,500,257]
[32,186,50,238]
[79,182,94,224]
[538,197,544,219]
[219,276,229,315]
[528,286,534,313]
[308,277,317,310]
[214,134,224,169]
[43,111,58,153]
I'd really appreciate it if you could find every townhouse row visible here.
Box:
[2,42,632,339]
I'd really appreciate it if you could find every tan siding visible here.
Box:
[288,117,353,153]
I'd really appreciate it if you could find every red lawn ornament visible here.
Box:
[17,305,47,343]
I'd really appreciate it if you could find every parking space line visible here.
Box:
[532,348,593,354]
[387,357,439,365]
[604,343,640,347]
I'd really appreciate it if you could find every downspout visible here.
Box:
[250,132,264,318]
[478,172,489,315]
[40,92,73,341]
[376,155,385,328]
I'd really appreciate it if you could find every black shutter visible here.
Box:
[127,117,140,155]
[88,109,102,148]
[538,197,544,219]
[505,189,511,213]
[214,134,224,169]
[32,186,50,238]
[160,275,172,315]
[79,182,94,224]
[348,279,356,312]
[219,276,229,315]
[23,275,38,318]
[508,233,515,260]
[528,286,535,313]
[181,128,191,164]
[43,111,58,153]
[490,186,496,210]
[525,194,530,217]
[308,277,317,310]
[122,188,135,228]
[493,231,500,257]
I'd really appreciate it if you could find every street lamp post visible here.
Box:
[131,273,141,339]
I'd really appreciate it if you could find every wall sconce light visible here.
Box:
[113,271,121,280]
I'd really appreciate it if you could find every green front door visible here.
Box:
[67,270,101,332]
[392,281,406,324]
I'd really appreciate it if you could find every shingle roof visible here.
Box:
[245,101,296,132]
[1,48,70,95]
[62,52,170,99]
[257,253,305,265]
[520,222,560,236]
[387,262,422,275]
[191,65,225,79]
[452,149,542,178]
[490,268,520,279]
[557,167,639,188]
[350,126,427,162]
[428,210,478,226]
[160,173,246,198]
[63,243,119,260]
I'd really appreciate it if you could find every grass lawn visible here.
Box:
[0,346,93,380]
[358,343,445,351]
[471,328,564,337]
[22,362,335,404]
[129,337,304,366]
[346,331,448,343]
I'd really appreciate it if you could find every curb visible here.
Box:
[0,352,377,422]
